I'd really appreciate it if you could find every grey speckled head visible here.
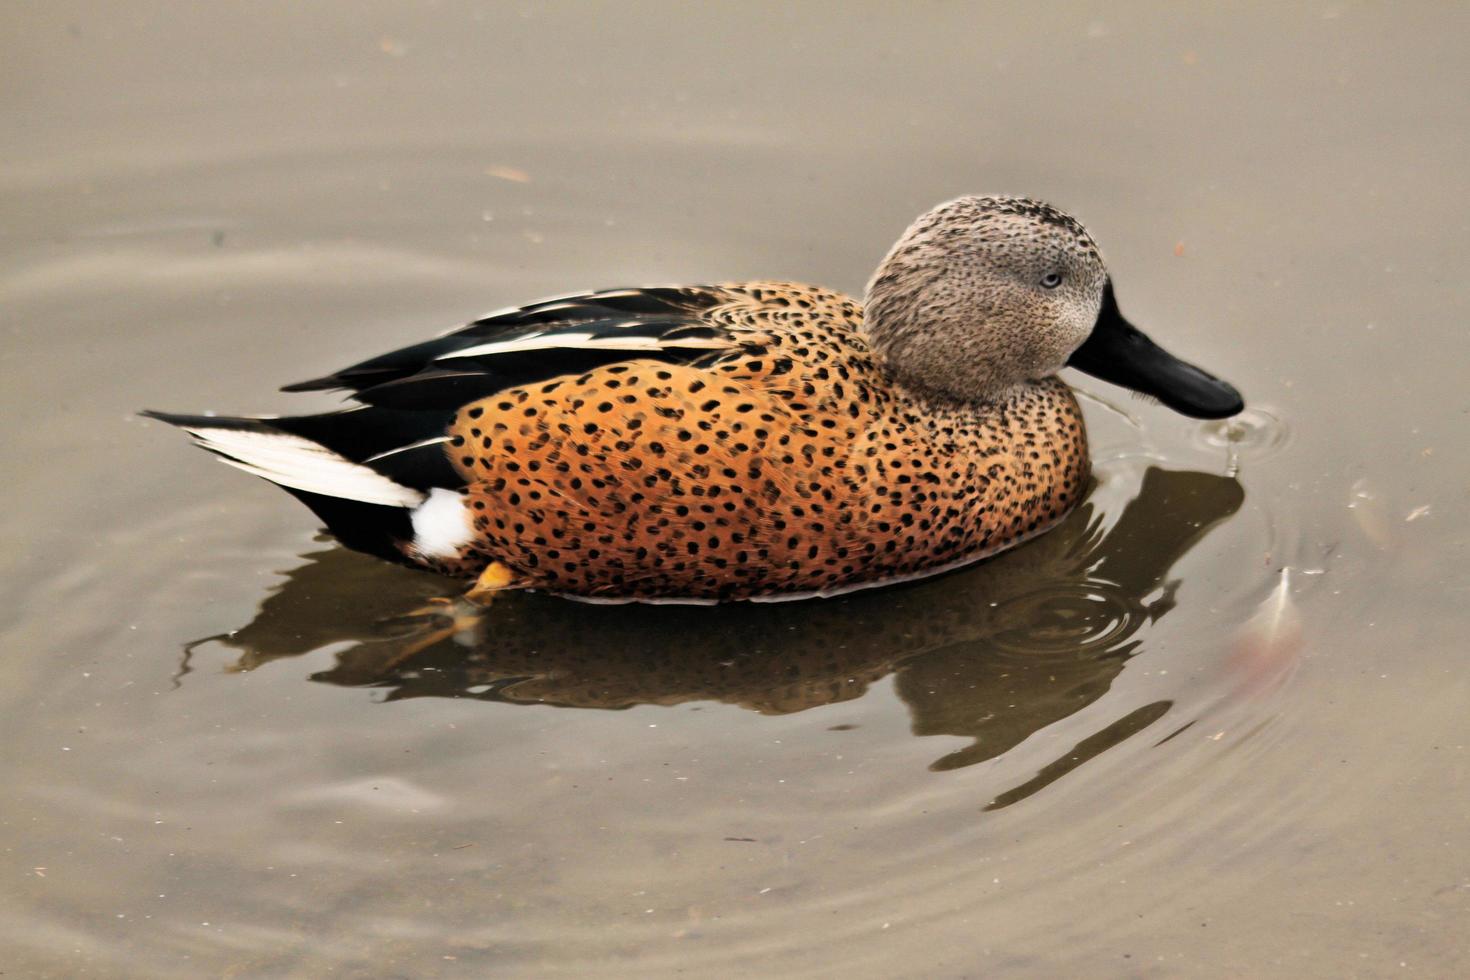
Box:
[864,195,1108,404]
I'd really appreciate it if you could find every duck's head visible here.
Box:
[863,195,1243,419]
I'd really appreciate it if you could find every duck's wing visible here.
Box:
[146,285,760,567]
[281,285,744,409]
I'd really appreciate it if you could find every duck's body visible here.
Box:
[149,197,1240,602]
[435,281,1089,600]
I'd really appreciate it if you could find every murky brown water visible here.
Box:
[4,4,1468,976]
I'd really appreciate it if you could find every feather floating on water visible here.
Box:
[1230,567,1303,696]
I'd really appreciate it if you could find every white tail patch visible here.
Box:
[178,424,425,508]
[409,488,475,559]
[439,330,733,361]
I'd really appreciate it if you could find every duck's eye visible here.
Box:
[1040,272,1063,289]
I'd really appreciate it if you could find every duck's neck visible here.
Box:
[872,349,1034,415]
[860,296,1033,407]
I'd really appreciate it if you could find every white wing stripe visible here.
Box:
[364,436,450,463]
[180,425,425,508]
[438,333,732,360]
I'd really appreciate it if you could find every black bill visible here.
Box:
[1066,281,1244,420]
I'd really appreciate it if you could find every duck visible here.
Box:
[146,195,1243,603]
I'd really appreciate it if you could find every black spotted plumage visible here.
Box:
[148,280,1091,598]
[146,280,1089,598]
[433,281,1088,599]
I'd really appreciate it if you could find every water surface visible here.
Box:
[3,4,1468,976]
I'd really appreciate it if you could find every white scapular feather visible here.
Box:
[364,435,450,462]
[180,425,426,508]
[439,330,733,360]
[409,488,475,559]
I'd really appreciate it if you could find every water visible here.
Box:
[3,4,1468,976]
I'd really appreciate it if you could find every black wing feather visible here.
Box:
[141,407,462,493]
[282,286,728,395]
[276,488,417,566]
[350,347,705,410]
[360,440,463,490]
[269,406,457,466]
[346,369,510,411]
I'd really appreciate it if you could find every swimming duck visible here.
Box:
[147,195,1242,603]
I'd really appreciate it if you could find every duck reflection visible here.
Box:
[191,467,1241,796]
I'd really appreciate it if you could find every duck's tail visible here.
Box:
[142,408,468,567]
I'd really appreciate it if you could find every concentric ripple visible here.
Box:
[1192,405,1291,461]
[987,581,1143,656]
